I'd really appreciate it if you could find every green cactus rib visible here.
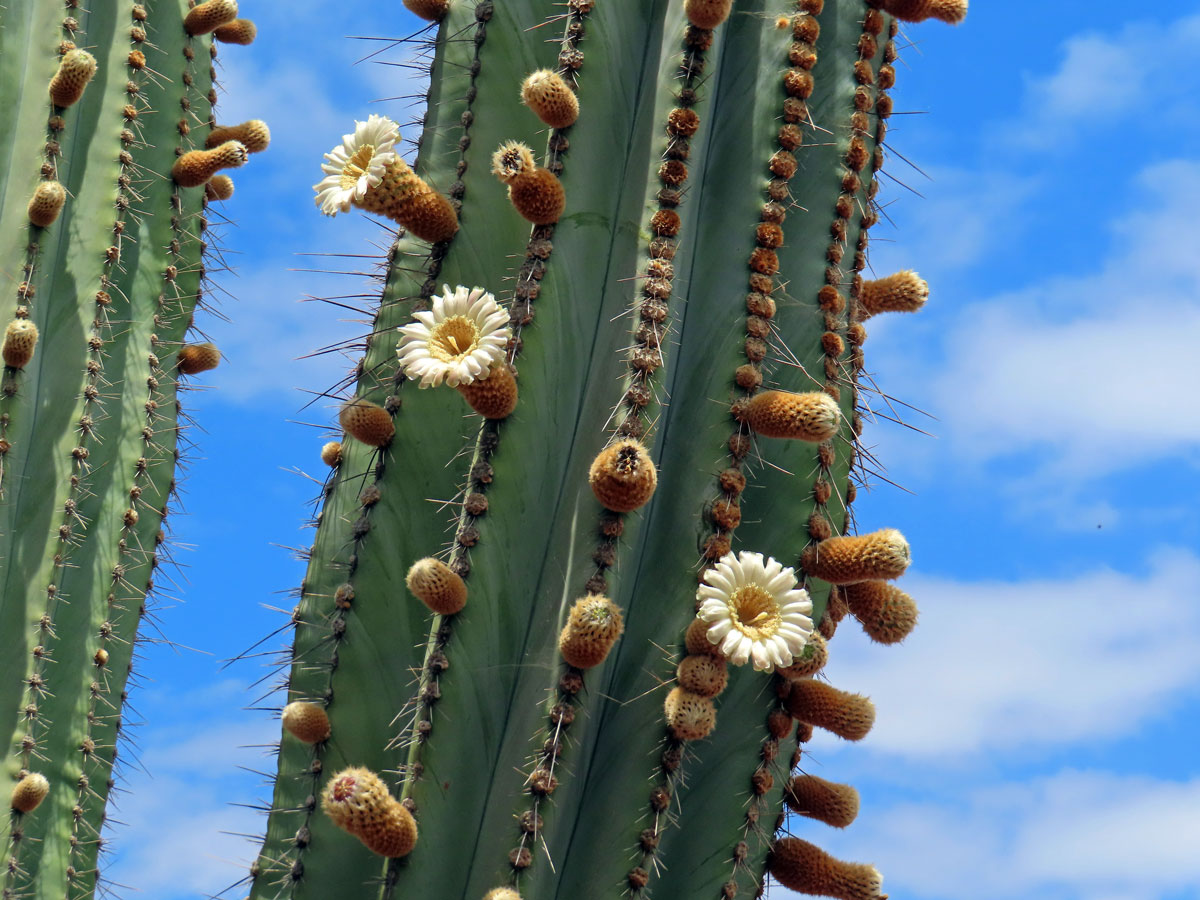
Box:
[250,2,912,899]
[0,2,227,897]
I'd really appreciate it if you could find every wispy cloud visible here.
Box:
[776,770,1200,900]
[808,548,1200,760]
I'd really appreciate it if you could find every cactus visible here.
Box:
[241,1,966,898]
[0,2,263,897]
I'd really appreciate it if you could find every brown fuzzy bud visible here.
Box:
[339,398,394,447]
[777,632,827,679]
[406,557,468,615]
[28,181,66,227]
[11,773,50,813]
[684,616,722,657]
[403,0,450,20]
[206,120,270,154]
[767,708,793,739]
[769,837,883,900]
[844,580,919,644]
[683,0,733,29]
[172,141,248,188]
[676,654,728,698]
[320,441,342,467]
[204,175,235,201]
[741,390,840,442]
[878,0,968,24]
[859,270,928,318]
[457,364,518,420]
[177,343,220,375]
[802,529,910,584]
[184,0,239,36]
[664,686,716,741]
[522,69,579,129]
[786,680,875,741]
[3,320,39,369]
[282,701,331,744]
[559,594,624,668]
[504,167,565,225]
[589,439,656,512]
[214,18,257,44]
[49,49,97,107]
[785,775,860,828]
[651,208,681,237]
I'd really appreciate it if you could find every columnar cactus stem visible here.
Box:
[247,2,966,899]
[0,3,262,897]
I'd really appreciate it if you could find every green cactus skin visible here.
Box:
[0,3,254,897]
[249,1,933,899]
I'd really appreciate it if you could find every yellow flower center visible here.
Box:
[429,315,481,363]
[729,584,782,641]
[339,143,376,191]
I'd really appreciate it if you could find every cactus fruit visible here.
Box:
[10,773,50,814]
[282,702,332,744]
[407,558,469,615]
[768,836,884,900]
[231,2,967,898]
[802,528,911,584]
[0,3,265,896]
[2,320,39,369]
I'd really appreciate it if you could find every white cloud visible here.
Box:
[808,548,1200,761]
[1007,13,1200,148]
[775,770,1200,900]
[868,158,1200,484]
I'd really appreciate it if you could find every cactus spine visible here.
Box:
[0,3,261,897]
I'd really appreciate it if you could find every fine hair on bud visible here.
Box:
[684,616,723,657]
[859,270,929,318]
[457,364,519,420]
[177,343,221,375]
[214,18,257,44]
[320,440,342,467]
[28,181,66,227]
[786,679,875,741]
[339,398,394,447]
[664,686,716,741]
[184,0,239,35]
[741,390,841,442]
[49,48,97,107]
[491,141,537,184]
[684,0,733,29]
[204,175,235,201]
[768,837,884,900]
[172,141,248,188]
[207,120,270,153]
[879,0,968,24]
[406,557,468,615]
[3,320,39,369]
[403,0,451,21]
[801,529,910,584]
[784,774,860,828]
[522,69,579,129]
[11,773,50,814]
[483,889,523,900]
[559,595,625,668]
[589,439,657,513]
[281,701,331,743]
[844,580,918,643]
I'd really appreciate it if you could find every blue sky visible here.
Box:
[102,3,1200,898]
